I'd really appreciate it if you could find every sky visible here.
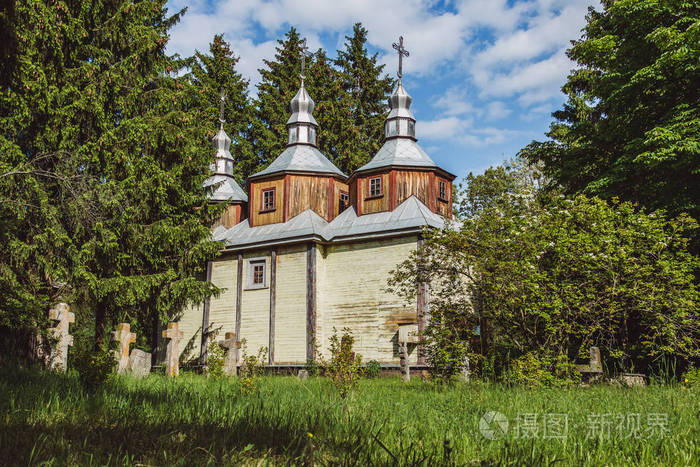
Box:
[165,0,600,180]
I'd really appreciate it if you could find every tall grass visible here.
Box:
[1,366,697,465]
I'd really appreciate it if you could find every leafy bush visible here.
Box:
[71,339,114,391]
[364,360,381,378]
[503,352,581,388]
[239,339,267,394]
[324,328,362,399]
[206,342,225,378]
[681,366,699,389]
[304,358,321,377]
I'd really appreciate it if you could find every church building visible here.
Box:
[178,40,455,369]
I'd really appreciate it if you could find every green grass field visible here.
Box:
[1,366,697,466]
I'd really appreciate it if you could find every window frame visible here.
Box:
[438,180,448,202]
[339,190,350,213]
[246,257,268,290]
[367,176,383,199]
[260,187,276,213]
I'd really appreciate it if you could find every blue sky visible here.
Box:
[166,0,599,180]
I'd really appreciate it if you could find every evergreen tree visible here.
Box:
[334,23,395,172]
[189,35,256,183]
[0,0,221,353]
[521,1,700,244]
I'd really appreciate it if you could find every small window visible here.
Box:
[339,191,349,213]
[439,181,447,200]
[247,258,267,289]
[261,188,275,211]
[369,177,382,198]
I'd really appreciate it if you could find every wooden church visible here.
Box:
[178,40,455,369]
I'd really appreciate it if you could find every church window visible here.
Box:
[369,177,382,197]
[438,180,447,201]
[261,188,275,212]
[339,191,349,213]
[309,127,316,145]
[247,258,267,289]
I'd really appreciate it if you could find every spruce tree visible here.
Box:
[189,35,256,182]
[334,23,395,172]
[0,0,221,354]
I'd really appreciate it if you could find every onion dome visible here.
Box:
[285,81,319,146]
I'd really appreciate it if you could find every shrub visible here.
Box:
[364,360,381,378]
[304,358,321,377]
[503,352,581,388]
[71,339,114,391]
[206,342,225,378]
[239,339,267,394]
[681,366,699,389]
[324,328,362,399]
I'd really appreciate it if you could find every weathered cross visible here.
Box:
[300,39,309,82]
[392,36,410,79]
[219,332,240,377]
[48,303,74,372]
[218,89,226,128]
[162,322,184,377]
[112,323,136,374]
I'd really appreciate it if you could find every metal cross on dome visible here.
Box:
[218,88,226,128]
[392,36,409,80]
[300,39,310,82]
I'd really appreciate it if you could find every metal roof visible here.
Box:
[286,82,318,126]
[204,174,248,203]
[250,144,346,179]
[219,196,445,250]
[355,138,438,173]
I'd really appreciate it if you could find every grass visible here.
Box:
[1,366,697,466]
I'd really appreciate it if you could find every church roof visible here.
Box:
[216,196,446,250]
[355,138,438,173]
[286,82,318,126]
[249,144,346,179]
[204,174,248,203]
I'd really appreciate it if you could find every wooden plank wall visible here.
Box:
[249,177,285,226]
[239,252,271,354]
[273,245,307,363]
[357,172,390,214]
[395,170,430,208]
[288,175,330,221]
[213,204,245,230]
[317,236,419,364]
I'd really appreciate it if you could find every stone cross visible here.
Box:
[112,323,136,374]
[392,35,410,79]
[399,342,410,382]
[162,322,183,377]
[219,332,240,377]
[589,346,602,372]
[48,303,74,372]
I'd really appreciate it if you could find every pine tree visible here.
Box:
[0,0,221,354]
[334,23,395,172]
[189,35,256,183]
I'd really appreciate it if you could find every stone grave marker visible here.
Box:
[219,332,240,377]
[399,342,410,382]
[162,322,183,377]
[48,303,74,372]
[112,323,136,374]
[297,369,309,380]
[128,349,151,378]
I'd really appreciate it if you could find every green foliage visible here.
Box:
[206,342,225,379]
[71,338,114,392]
[423,303,470,382]
[304,358,321,377]
[390,158,699,376]
[323,328,362,399]
[364,360,381,379]
[681,366,699,389]
[238,339,268,394]
[503,352,581,388]
[521,0,700,249]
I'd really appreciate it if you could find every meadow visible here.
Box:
[1,366,697,466]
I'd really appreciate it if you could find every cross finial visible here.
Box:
[218,89,226,129]
[392,35,410,80]
[300,39,309,83]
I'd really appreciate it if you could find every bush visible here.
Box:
[71,339,114,391]
[364,360,381,378]
[239,339,267,394]
[304,358,321,377]
[681,366,699,389]
[324,328,362,399]
[503,352,581,388]
[206,342,225,378]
